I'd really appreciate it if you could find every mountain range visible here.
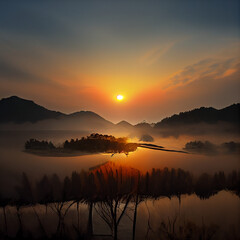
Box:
[0,96,239,131]
[0,96,113,130]
[155,104,240,128]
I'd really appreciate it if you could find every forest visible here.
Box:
[25,134,139,155]
[0,163,239,240]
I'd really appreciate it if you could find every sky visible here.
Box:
[0,1,239,123]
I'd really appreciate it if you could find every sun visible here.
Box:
[116,94,124,101]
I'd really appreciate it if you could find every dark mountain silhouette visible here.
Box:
[115,120,135,132]
[0,96,113,129]
[1,96,239,132]
[66,110,113,127]
[68,111,105,120]
[155,104,240,128]
[134,122,152,130]
[0,96,64,123]
[116,120,133,128]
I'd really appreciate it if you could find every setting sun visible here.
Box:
[116,94,124,101]
[0,2,239,239]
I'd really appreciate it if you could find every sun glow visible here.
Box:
[116,94,124,101]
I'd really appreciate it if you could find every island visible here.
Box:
[24,133,140,156]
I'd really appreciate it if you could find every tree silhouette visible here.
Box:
[0,165,238,239]
[158,215,219,240]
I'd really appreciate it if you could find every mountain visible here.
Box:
[64,111,113,129]
[154,104,240,128]
[116,120,133,128]
[0,96,113,130]
[68,111,109,122]
[0,96,64,123]
[135,122,153,131]
[1,96,239,132]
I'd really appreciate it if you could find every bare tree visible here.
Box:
[95,195,132,240]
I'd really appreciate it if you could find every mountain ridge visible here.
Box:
[155,104,240,128]
[0,96,239,129]
[0,96,64,123]
[0,96,113,129]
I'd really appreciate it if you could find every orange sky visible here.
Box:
[0,1,239,123]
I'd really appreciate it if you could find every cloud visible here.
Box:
[166,57,239,88]
[0,4,71,40]
[0,59,41,82]
[0,57,67,96]
[139,41,176,66]
[124,55,240,122]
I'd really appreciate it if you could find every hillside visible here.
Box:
[0,96,113,130]
[155,104,240,128]
[1,96,239,132]
[0,96,64,123]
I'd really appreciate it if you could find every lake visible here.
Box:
[0,130,239,239]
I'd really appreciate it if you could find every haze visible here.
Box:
[0,1,239,123]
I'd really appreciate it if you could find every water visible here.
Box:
[0,130,238,180]
[0,130,239,239]
[0,191,239,239]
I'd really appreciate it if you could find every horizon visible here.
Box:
[0,2,239,238]
[0,1,240,123]
[1,94,239,125]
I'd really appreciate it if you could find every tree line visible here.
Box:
[25,133,139,154]
[0,163,239,240]
[25,139,55,150]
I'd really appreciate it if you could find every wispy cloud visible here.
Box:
[165,57,240,88]
[139,41,176,66]
[0,57,68,93]
[0,59,41,82]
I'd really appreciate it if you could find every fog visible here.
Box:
[0,129,239,197]
[0,128,239,239]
